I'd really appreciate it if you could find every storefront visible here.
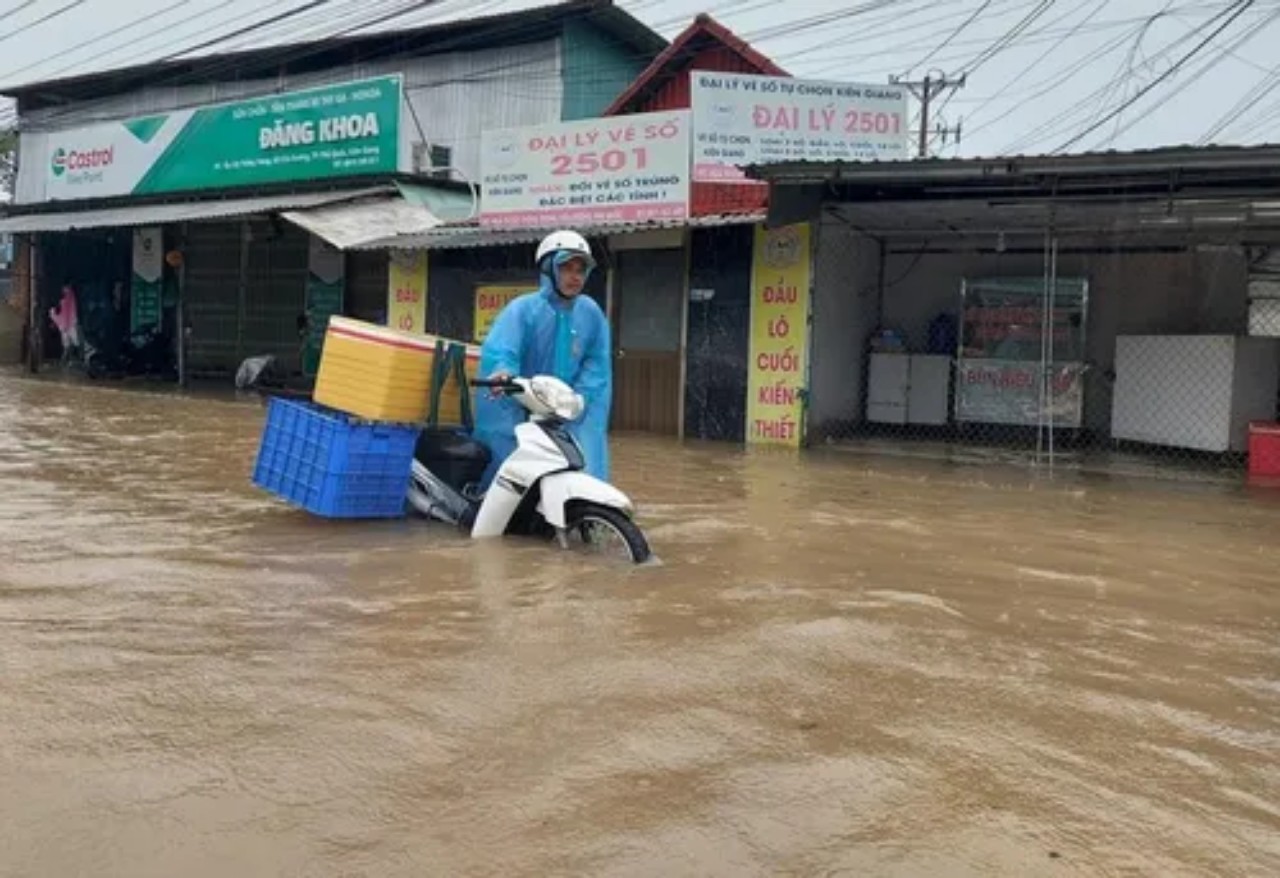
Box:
[349,56,908,446]
[0,77,469,383]
[354,215,761,440]
[0,2,667,383]
[752,146,1280,471]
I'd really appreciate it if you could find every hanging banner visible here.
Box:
[479,110,690,228]
[691,72,909,184]
[302,236,345,377]
[387,249,428,334]
[473,284,526,343]
[130,227,164,333]
[16,76,402,205]
[746,223,812,446]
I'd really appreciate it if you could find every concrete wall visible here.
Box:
[876,245,1249,434]
[809,217,881,437]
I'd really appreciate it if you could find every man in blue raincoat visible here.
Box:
[472,230,612,488]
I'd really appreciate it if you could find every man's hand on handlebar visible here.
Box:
[472,371,517,399]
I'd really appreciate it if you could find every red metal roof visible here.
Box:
[603,13,789,117]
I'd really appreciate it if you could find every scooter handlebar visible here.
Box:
[469,378,523,393]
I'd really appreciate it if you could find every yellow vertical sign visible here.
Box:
[747,222,811,446]
[474,284,526,343]
[387,249,428,333]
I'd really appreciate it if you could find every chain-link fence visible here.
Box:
[807,225,1280,479]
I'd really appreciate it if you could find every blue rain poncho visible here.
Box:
[472,253,612,488]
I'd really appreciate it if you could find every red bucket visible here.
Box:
[1248,422,1280,477]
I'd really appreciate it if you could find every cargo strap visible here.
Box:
[427,339,473,431]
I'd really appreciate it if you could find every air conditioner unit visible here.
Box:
[411,142,452,180]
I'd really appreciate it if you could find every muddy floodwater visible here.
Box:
[1,370,1278,877]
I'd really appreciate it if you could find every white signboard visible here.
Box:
[479,110,690,228]
[691,72,909,183]
[132,228,164,284]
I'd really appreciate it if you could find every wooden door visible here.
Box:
[611,248,685,435]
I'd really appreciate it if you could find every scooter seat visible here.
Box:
[415,427,492,495]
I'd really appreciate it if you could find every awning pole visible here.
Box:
[26,236,41,375]
[1047,234,1059,473]
[237,220,249,367]
[177,223,187,388]
[1038,228,1050,466]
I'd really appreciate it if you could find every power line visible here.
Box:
[955,0,1055,77]
[907,0,1054,146]
[27,0,656,134]
[904,0,997,76]
[0,0,248,87]
[1053,0,1255,153]
[0,0,39,27]
[152,0,336,64]
[1195,19,1280,140]
[0,0,89,49]
[800,1,1226,72]
[0,0,203,87]
[25,0,440,126]
[1078,0,1180,145]
[993,2,1250,154]
[1129,5,1280,144]
[795,0,1041,72]
[0,0,431,90]
[958,0,1105,124]
[740,0,917,44]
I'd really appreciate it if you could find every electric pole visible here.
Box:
[890,72,967,158]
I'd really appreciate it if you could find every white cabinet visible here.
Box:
[867,353,951,426]
[1111,335,1280,452]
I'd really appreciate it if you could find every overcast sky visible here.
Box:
[0,0,1275,157]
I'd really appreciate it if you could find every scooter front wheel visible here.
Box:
[564,501,651,565]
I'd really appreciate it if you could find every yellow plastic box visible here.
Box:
[313,316,480,426]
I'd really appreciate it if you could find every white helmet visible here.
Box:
[535,229,594,269]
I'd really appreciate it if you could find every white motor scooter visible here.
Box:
[406,375,651,564]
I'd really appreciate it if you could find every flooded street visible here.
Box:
[1,370,1277,877]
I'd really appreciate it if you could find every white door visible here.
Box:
[908,355,951,425]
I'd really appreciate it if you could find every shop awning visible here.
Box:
[0,187,390,235]
[354,211,766,251]
[280,183,476,250]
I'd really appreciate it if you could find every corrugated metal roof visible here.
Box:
[0,188,389,234]
[746,143,1280,184]
[1,1,665,98]
[282,195,449,251]
[354,211,765,251]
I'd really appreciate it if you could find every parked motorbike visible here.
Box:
[84,327,175,380]
[407,375,652,564]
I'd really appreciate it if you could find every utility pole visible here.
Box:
[890,72,967,158]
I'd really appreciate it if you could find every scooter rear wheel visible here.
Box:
[565,502,651,565]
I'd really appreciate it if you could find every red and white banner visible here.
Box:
[479,110,690,228]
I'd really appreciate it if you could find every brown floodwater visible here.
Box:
[1,369,1277,877]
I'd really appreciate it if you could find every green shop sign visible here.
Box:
[29,76,402,202]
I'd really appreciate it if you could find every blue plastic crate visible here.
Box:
[252,397,420,519]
